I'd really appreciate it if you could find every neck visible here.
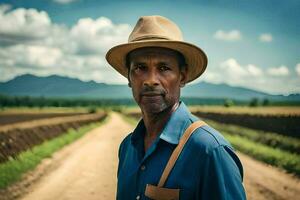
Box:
[142,102,179,140]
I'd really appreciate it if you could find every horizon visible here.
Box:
[0,0,299,95]
[2,73,298,96]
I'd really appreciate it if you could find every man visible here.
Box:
[106,15,246,200]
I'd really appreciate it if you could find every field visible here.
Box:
[0,107,108,197]
[188,105,300,116]
[191,106,300,138]
[124,105,300,116]
[0,106,299,200]
[0,107,88,125]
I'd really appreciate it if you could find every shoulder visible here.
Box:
[188,119,233,154]
[186,116,244,178]
[120,132,132,146]
[118,133,132,157]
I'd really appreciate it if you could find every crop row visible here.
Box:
[0,121,105,194]
[192,111,300,138]
[0,113,107,163]
[202,119,300,154]
[224,133,300,176]
[0,112,86,126]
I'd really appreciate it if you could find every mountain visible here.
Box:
[0,74,299,101]
[0,74,132,99]
[182,82,284,100]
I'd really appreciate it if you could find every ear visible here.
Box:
[179,65,188,88]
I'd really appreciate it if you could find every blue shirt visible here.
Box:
[117,102,246,200]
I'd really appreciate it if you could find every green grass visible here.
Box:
[223,132,300,176]
[204,119,300,154]
[121,113,140,127]
[203,120,300,176]
[0,116,108,189]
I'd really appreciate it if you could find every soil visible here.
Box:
[239,152,300,200]
[0,113,86,126]
[2,112,299,200]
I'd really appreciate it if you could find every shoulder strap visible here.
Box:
[157,120,207,187]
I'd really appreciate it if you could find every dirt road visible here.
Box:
[20,113,131,200]
[19,112,300,200]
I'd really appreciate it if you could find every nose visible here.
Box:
[143,69,159,87]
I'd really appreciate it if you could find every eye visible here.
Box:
[133,64,146,71]
[159,64,170,71]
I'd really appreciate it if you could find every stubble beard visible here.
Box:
[133,91,171,115]
[131,85,180,115]
[140,97,169,114]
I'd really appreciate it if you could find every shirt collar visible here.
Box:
[159,102,192,144]
[131,102,192,145]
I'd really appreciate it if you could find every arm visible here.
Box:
[199,145,247,200]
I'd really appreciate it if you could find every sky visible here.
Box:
[0,0,299,95]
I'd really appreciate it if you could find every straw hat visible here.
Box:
[105,15,208,83]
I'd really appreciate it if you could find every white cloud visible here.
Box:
[213,30,242,41]
[296,63,300,76]
[220,58,247,77]
[202,58,264,88]
[247,64,263,77]
[70,17,131,54]
[219,58,263,78]
[53,0,78,4]
[26,46,63,68]
[267,65,289,76]
[259,33,273,42]
[0,5,131,84]
[199,58,300,94]
[0,5,52,42]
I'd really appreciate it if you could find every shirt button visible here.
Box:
[141,165,146,171]
[136,195,140,200]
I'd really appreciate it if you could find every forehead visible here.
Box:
[128,47,179,62]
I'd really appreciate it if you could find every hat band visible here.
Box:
[130,35,172,42]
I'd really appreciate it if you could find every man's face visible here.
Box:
[128,47,187,114]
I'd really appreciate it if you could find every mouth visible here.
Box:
[141,92,163,97]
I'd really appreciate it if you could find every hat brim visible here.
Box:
[105,40,208,83]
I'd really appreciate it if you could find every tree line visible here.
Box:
[0,94,299,108]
